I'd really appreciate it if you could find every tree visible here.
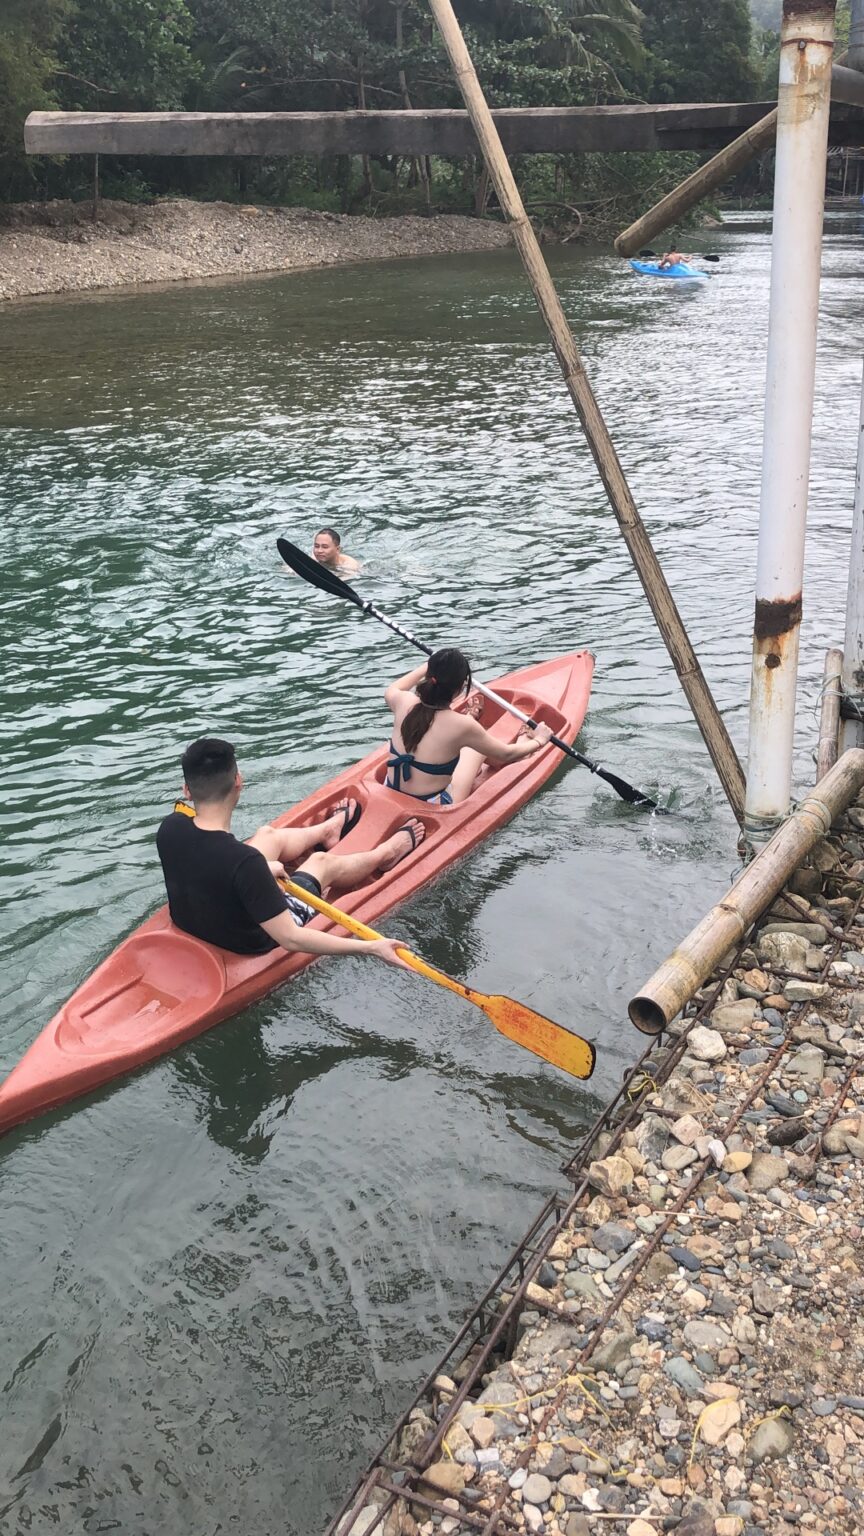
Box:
[0,0,66,198]
[57,0,199,112]
[633,0,757,104]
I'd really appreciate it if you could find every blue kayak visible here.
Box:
[629,258,708,283]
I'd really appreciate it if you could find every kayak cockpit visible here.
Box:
[56,933,227,1055]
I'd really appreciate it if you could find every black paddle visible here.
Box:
[638,248,720,262]
[277,537,666,813]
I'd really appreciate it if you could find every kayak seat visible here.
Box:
[56,933,226,1054]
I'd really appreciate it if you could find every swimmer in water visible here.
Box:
[312,528,361,574]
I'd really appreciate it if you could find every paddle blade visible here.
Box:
[593,763,665,812]
[477,992,596,1080]
[276,536,364,607]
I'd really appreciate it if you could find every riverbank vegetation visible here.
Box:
[0,0,778,235]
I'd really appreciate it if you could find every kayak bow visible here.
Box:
[0,651,594,1134]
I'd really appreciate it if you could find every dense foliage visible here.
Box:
[0,0,760,220]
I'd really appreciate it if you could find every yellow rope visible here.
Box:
[626,1072,658,1101]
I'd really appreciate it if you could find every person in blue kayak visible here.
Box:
[658,249,684,269]
[384,648,553,806]
[157,737,423,964]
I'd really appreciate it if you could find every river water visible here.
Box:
[1,214,861,1534]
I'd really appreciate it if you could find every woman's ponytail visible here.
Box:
[401,648,471,754]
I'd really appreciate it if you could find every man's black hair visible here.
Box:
[181,737,238,803]
[317,527,341,545]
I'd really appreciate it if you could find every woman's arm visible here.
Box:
[456,716,553,764]
[384,662,428,710]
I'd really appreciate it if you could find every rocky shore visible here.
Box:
[337,805,864,1536]
[0,197,512,302]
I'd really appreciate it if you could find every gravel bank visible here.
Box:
[0,197,512,302]
[337,809,864,1536]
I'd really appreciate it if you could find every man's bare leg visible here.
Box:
[296,818,425,896]
[248,797,359,868]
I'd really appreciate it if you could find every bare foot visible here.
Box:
[318,798,360,850]
[377,818,426,871]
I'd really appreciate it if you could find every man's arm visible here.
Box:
[260,908,410,969]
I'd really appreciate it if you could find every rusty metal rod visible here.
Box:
[629,748,864,1035]
[424,0,747,824]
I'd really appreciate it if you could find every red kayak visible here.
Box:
[0,652,593,1135]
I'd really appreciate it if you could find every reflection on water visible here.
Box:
[0,214,861,1533]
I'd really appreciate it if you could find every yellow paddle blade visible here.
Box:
[281,878,596,1082]
[478,992,595,1079]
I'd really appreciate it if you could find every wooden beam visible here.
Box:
[24,103,864,159]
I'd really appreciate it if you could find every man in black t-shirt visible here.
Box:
[157,737,424,966]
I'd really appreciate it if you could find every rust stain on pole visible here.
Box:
[753,593,803,640]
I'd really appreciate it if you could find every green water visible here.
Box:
[1,217,861,1534]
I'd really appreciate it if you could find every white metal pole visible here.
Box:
[743,0,836,845]
[841,365,864,751]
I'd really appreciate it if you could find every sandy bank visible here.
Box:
[0,196,512,302]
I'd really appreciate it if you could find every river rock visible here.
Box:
[784,979,830,1002]
[633,1114,669,1164]
[337,1508,384,1536]
[682,1318,730,1351]
[713,999,759,1033]
[785,1045,826,1080]
[723,1149,752,1173]
[421,1461,466,1496]
[592,1329,636,1373]
[587,1157,634,1197]
[752,1277,780,1314]
[592,1221,636,1256]
[664,1355,704,1397]
[757,931,809,971]
[747,1152,790,1191]
[671,1113,703,1145]
[522,1473,552,1505]
[566,1271,602,1304]
[689,1025,727,1063]
[762,920,828,944]
[749,1415,795,1464]
[699,1397,741,1445]
[662,1143,699,1173]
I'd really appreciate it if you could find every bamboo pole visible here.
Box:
[425,0,747,824]
[629,748,864,1035]
[817,647,844,779]
[615,110,778,258]
[615,63,864,260]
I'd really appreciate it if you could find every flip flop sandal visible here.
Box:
[399,821,420,851]
[313,798,362,851]
[336,798,362,839]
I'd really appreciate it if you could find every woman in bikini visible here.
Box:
[384,648,552,806]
